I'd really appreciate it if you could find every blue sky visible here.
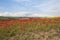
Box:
[0,0,60,17]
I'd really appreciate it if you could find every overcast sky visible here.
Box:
[0,0,60,17]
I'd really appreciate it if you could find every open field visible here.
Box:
[0,17,60,40]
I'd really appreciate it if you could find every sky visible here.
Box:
[0,0,60,17]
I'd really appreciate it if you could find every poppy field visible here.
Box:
[0,17,60,40]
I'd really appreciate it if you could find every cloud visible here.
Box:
[26,13,49,17]
[0,11,32,17]
[32,0,60,16]
[26,13,60,17]
[0,11,59,17]
[14,0,30,2]
[0,0,60,17]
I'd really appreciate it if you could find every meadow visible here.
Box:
[0,17,60,40]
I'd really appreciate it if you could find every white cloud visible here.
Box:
[0,11,32,17]
[0,11,60,17]
[26,13,48,17]
[32,0,60,16]
[14,0,30,2]
[26,13,59,17]
[0,0,60,17]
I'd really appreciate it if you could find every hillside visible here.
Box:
[0,17,60,40]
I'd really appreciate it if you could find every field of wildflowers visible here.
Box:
[0,17,60,40]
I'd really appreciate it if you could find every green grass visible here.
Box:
[0,17,60,40]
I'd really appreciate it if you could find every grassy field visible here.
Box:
[0,17,60,40]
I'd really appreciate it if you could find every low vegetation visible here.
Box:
[0,17,60,40]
